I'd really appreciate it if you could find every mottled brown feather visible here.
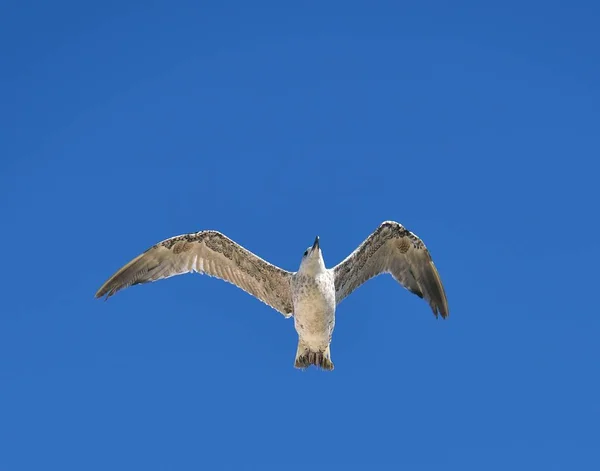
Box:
[333,221,449,318]
[95,231,294,316]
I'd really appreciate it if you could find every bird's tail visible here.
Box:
[294,342,334,371]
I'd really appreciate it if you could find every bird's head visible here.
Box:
[298,236,325,274]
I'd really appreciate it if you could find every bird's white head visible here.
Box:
[298,236,326,274]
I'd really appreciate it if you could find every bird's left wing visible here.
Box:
[95,230,294,316]
[333,221,449,318]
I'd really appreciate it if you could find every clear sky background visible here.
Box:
[1,1,599,469]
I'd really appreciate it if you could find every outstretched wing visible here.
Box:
[95,230,294,316]
[333,221,449,318]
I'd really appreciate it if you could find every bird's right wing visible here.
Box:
[95,230,295,317]
[333,221,449,318]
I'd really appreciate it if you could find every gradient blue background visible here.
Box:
[1,1,599,469]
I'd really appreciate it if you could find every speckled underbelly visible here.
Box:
[292,276,336,347]
[294,303,334,340]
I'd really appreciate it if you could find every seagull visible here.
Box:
[95,221,449,370]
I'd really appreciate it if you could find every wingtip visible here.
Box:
[439,293,450,319]
[94,283,112,301]
[426,259,449,320]
[431,305,449,320]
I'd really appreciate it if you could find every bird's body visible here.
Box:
[96,221,449,371]
[291,263,336,369]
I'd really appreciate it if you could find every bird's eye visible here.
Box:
[303,250,308,257]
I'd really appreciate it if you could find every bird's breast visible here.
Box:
[291,273,336,343]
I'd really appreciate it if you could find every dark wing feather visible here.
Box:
[333,221,449,318]
[95,231,294,316]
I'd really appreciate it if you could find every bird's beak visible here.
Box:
[312,236,320,251]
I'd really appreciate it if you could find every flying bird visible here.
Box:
[95,221,449,370]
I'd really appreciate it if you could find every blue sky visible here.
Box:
[1,0,599,469]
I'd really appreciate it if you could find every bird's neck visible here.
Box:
[300,258,327,277]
